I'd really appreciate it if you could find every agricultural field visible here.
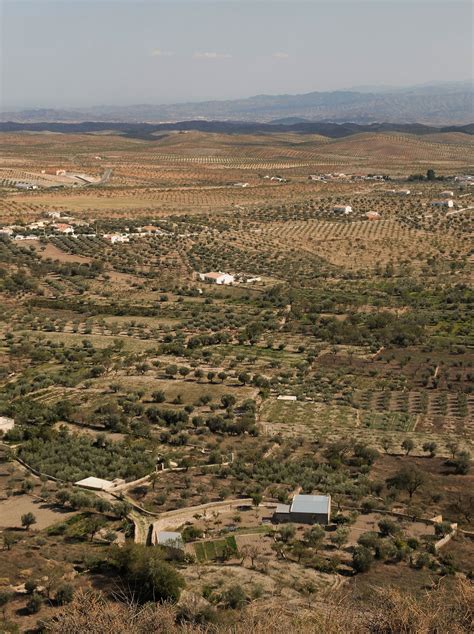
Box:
[0,128,473,630]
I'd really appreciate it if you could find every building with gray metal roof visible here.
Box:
[273,494,331,525]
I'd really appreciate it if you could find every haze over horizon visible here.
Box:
[1,0,472,110]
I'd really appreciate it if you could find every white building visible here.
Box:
[333,205,352,214]
[431,200,454,208]
[0,417,15,435]
[53,223,74,234]
[366,211,381,220]
[103,233,130,244]
[28,221,47,230]
[75,476,124,491]
[199,272,235,285]
[15,183,38,190]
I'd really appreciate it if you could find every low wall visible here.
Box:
[15,456,64,484]
[434,524,458,552]
[150,497,253,533]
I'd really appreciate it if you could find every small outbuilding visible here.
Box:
[333,205,352,214]
[366,211,381,220]
[432,199,454,208]
[273,494,331,525]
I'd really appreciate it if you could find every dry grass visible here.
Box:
[44,577,474,633]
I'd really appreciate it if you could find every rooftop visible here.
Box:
[202,271,228,279]
[156,531,184,548]
[0,416,15,432]
[290,494,330,515]
[75,476,115,490]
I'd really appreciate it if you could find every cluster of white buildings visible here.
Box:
[263,175,286,183]
[387,188,411,196]
[0,214,170,245]
[197,271,263,285]
[309,173,386,183]
[309,172,351,182]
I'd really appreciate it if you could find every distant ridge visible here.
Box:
[0,120,472,140]
[2,82,472,125]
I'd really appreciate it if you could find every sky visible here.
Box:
[0,0,472,109]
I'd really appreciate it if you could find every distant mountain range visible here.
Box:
[1,82,472,125]
[1,120,472,141]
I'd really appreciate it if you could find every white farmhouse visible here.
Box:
[333,205,352,214]
[199,272,235,285]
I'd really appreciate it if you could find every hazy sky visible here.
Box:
[1,0,472,108]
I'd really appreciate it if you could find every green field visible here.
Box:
[361,410,416,432]
[194,536,238,562]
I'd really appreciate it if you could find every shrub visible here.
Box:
[352,546,374,573]
[55,584,74,605]
[25,592,43,614]
[110,543,185,603]
[378,518,401,537]
[223,585,247,609]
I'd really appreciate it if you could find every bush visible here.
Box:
[452,451,471,475]
[151,390,166,403]
[352,546,374,573]
[25,592,43,614]
[222,585,247,609]
[182,525,203,542]
[378,518,401,537]
[24,579,38,594]
[110,543,185,603]
[434,521,453,537]
[55,584,74,605]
